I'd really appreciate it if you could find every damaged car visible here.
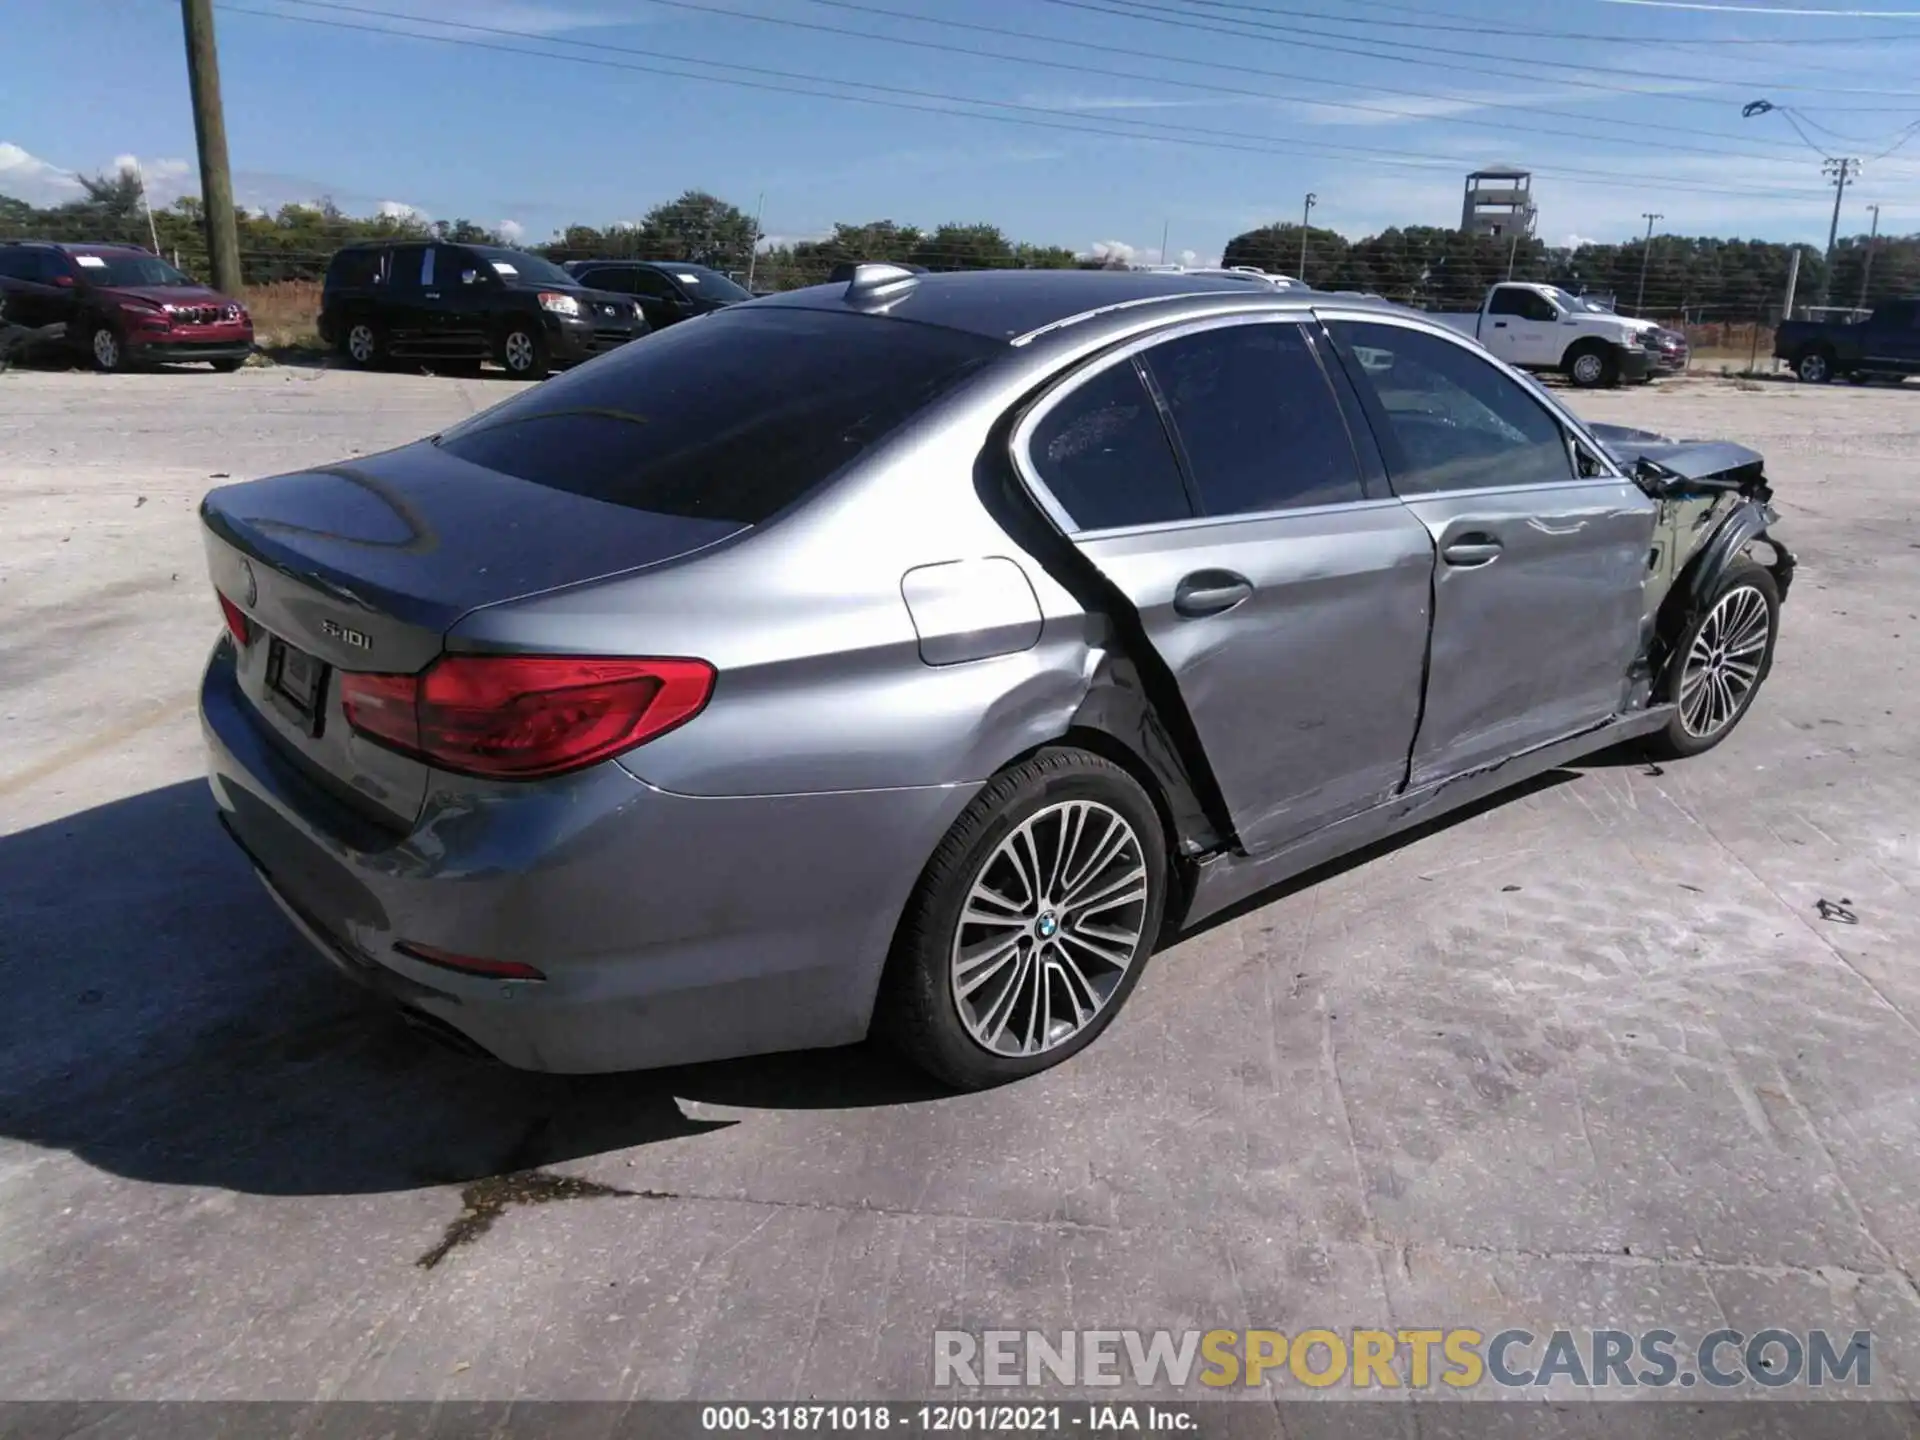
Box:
[197,269,1794,1091]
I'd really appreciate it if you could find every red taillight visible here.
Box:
[339,655,714,780]
[393,941,546,981]
[218,592,252,647]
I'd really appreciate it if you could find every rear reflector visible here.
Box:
[394,941,546,982]
[218,592,252,647]
[340,654,714,780]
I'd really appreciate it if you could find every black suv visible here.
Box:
[319,242,648,379]
[560,259,751,331]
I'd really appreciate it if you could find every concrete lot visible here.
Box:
[1,363,1917,1406]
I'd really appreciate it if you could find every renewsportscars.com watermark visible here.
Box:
[933,1328,1873,1392]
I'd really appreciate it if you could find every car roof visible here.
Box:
[752,267,1407,344]
[567,258,720,272]
[2,240,150,255]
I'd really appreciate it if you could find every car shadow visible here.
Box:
[0,780,944,1199]
[4,763,1596,1199]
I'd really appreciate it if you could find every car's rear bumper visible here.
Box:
[199,638,977,1073]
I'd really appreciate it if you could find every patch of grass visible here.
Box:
[244,280,324,360]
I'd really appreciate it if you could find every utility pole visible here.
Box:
[1159,217,1171,266]
[180,0,242,296]
[1858,202,1881,311]
[1819,156,1858,307]
[1782,247,1802,325]
[1636,212,1663,316]
[745,190,765,290]
[1299,192,1316,281]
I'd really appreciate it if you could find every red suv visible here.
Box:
[0,241,254,372]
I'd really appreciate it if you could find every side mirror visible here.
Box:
[52,275,76,288]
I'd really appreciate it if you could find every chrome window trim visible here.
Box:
[1311,305,1632,487]
[1008,290,1311,348]
[1009,309,1369,537]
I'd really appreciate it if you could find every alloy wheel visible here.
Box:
[949,800,1150,1058]
[348,324,376,363]
[1799,353,1830,384]
[503,331,535,373]
[1678,584,1771,739]
[92,327,121,371]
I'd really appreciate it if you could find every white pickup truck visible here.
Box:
[1435,282,1680,389]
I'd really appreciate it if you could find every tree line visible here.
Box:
[6,169,1916,319]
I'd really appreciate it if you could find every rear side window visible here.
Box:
[1025,361,1193,531]
[1140,322,1363,517]
[578,267,635,295]
[327,249,383,287]
[1332,321,1574,495]
[433,307,1002,524]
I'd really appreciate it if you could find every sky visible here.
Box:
[5,0,1920,265]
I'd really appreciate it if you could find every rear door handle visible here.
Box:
[1173,570,1254,617]
[1442,534,1503,567]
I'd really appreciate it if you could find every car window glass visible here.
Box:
[1332,321,1575,495]
[420,246,436,288]
[628,270,681,300]
[0,252,28,280]
[1488,288,1528,317]
[387,246,424,292]
[1141,322,1363,517]
[1524,292,1558,322]
[434,307,1001,524]
[434,246,482,286]
[581,268,635,295]
[1025,360,1193,531]
[329,249,381,287]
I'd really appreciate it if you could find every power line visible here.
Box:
[1047,0,1920,102]
[214,0,1834,198]
[749,0,1822,152]
[1186,0,1920,43]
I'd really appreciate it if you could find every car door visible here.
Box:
[1860,301,1919,373]
[433,245,492,356]
[1326,315,1657,789]
[1483,285,1560,368]
[382,244,431,353]
[627,267,692,329]
[1013,314,1435,855]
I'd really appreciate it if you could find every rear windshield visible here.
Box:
[433,307,1003,524]
[77,253,196,287]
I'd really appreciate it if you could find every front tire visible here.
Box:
[87,323,127,373]
[1565,341,1617,389]
[878,748,1170,1091]
[1646,561,1780,760]
[210,357,246,373]
[498,324,548,380]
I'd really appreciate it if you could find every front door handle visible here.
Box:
[1442,534,1503,567]
[1173,570,1254,617]
[423,291,441,300]
[1492,320,1508,328]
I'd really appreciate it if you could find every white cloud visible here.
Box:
[248,0,612,37]
[1082,239,1141,265]
[1564,233,1602,250]
[0,141,82,204]
[110,154,195,205]
[377,199,429,223]
[497,218,525,241]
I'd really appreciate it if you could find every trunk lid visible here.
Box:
[201,440,746,828]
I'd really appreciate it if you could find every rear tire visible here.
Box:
[498,324,548,380]
[877,747,1170,1091]
[1795,347,1834,384]
[1565,341,1617,389]
[1645,561,1780,760]
[339,319,384,369]
[210,357,246,373]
